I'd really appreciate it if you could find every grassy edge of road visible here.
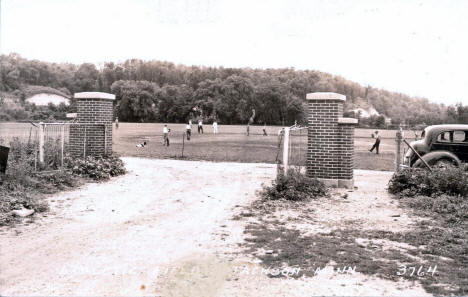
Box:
[235,167,468,296]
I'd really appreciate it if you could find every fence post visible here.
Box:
[395,130,402,172]
[181,132,185,158]
[61,125,65,167]
[28,127,32,146]
[283,127,290,175]
[38,122,45,163]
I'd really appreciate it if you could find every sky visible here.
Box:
[1,0,467,105]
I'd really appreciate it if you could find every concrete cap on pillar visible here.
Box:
[338,117,358,124]
[74,92,116,100]
[306,92,346,101]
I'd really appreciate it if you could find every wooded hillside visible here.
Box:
[1,53,466,125]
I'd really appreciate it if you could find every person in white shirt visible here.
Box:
[163,124,170,146]
[186,123,191,140]
[198,119,203,134]
[398,124,405,139]
[212,121,218,134]
[369,130,380,154]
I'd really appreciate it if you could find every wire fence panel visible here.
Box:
[40,123,70,169]
[276,125,308,174]
[0,122,38,145]
[288,127,308,168]
[0,122,107,172]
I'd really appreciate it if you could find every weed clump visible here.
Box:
[259,168,327,201]
[388,167,468,197]
[67,155,126,181]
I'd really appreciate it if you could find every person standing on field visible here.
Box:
[163,124,170,146]
[263,123,268,136]
[186,123,191,140]
[213,120,218,134]
[198,119,203,134]
[369,130,381,154]
[115,117,119,129]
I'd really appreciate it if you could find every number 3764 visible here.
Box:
[397,265,437,277]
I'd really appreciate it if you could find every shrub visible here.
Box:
[259,168,327,201]
[388,167,468,197]
[3,138,39,188]
[42,138,64,170]
[67,155,126,181]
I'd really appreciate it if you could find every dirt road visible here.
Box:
[0,158,430,296]
[1,158,274,295]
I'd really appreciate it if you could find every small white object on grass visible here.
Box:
[12,208,35,217]
[136,141,147,147]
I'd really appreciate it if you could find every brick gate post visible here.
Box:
[306,92,358,188]
[69,92,115,158]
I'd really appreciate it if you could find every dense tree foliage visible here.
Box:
[1,53,466,125]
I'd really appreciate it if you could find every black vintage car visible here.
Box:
[404,124,468,168]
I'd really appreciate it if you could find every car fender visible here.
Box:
[413,150,461,168]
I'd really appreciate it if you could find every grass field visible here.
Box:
[1,122,417,171]
[111,123,411,171]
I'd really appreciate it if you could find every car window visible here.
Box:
[436,131,451,142]
[453,131,467,142]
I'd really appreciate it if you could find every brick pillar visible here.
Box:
[69,92,115,158]
[306,92,358,188]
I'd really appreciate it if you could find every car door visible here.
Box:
[431,131,453,152]
[452,130,468,162]
[431,130,468,162]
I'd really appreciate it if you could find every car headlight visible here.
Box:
[404,156,410,166]
[404,150,414,163]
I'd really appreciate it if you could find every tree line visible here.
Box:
[1,53,467,126]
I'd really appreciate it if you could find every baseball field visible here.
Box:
[0,122,413,171]
[112,123,410,171]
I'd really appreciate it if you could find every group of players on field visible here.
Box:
[133,120,265,148]
[132,108,264,147]
[162,119,219,147]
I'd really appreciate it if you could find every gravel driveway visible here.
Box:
[0,157,430,296]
